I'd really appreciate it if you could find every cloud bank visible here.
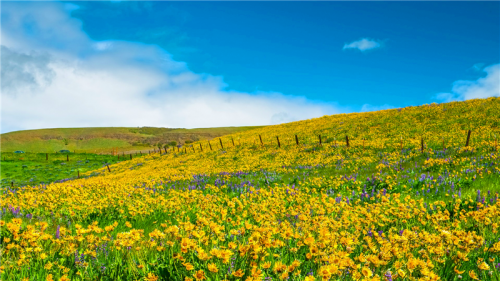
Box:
[435,64,500,102]
[0,2,340,133]
[343,38,382,52]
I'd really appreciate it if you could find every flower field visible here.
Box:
[1,98,500,281]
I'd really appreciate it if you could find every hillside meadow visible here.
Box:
[0,126,263,154]
[1,98,500,281]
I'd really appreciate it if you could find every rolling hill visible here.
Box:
[0,126,264,153]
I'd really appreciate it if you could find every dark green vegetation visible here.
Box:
[0,126,264,153]
[0,152,136,188]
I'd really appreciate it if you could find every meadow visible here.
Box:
[1,98,499,281]
[0,126,264,154]
[0,152,135,189]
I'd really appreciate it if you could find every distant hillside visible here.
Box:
[0,126,264,153]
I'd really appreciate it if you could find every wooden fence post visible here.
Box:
[346,135,349,148]
[67,154,69,162]
[465,130,471,147]
[209,142,213,151]
[200,143,203,152]
[421,137,424,153]
[231,137,235,147]
[184,147,187,153]
[295,135,299,145]
[192,146,195,153]
[219,138,224,149]
[130,154,132,160]
[259,135,263,146]
[11,182,13,188]
[107,165,111,172]
[46,153,48,161]
[276,136,281,148]
[318,135,322,145]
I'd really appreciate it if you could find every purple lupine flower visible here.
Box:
[367,229,373,237]
[399,230,404,236]
[385,271,393,281]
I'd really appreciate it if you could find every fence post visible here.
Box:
[231,137,235,147]
[185,147,187,153]
[276,136,281,148]
[118,155,120,160]
[11,182,13,188]
[259,135,263,146]
[346,135,349,148]
[200,143,203,152]
[192,146,195,153]
[465,130,471,147]
[219,138,224,149]
[421,137,424,153]
[295,135,299,145]
[209,142,213,151]
[107,165,111,172]
[46,153,48,161]
[130,154,132,160]
[67,154,69,162]
[318,135,322,145]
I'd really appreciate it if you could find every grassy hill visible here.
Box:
[0,126,264,153]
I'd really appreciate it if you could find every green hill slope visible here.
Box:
[0,126,264,153]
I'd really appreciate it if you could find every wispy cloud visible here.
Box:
[0,2,342,133]
[343,38,382,52]
[434,63,500,102]
[360,103,394,113]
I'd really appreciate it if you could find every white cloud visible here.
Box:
[343,38,382,52]
[0,2,341,133]
[93,42,113,51]
[434,64,500,102]
[360,104,394,112]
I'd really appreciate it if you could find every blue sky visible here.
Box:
[71,1,500,106]
[1,1,499,133]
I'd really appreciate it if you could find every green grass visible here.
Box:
[0,152,138,188]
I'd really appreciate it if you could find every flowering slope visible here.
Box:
[1,98,500,281]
